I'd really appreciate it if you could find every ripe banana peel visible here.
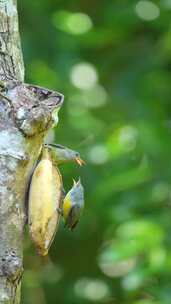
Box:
[28,148,62,256]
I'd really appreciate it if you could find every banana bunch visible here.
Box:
[28,144,85,256]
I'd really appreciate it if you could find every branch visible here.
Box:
[0,1,64,303]
[0,0,24,81]
[0,80,63,303]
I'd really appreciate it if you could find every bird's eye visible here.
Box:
[75,152,79,157]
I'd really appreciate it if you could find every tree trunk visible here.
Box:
[0,1,63,303]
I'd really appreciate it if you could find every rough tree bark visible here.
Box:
[0,1,63,303]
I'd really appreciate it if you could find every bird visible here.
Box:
[44,143,85,166]
[62,179,84,230]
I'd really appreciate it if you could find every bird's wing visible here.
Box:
[66,205,81,230]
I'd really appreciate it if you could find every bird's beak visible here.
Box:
[73,178,77,185]
[75,157,86,166]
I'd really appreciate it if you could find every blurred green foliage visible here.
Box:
[19,0,171,303]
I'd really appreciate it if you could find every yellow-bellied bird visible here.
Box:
[62,179,84,230]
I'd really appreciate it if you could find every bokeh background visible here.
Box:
[18,1,171,303]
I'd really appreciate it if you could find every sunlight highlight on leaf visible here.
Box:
[52,10,93,35]
[135,1,160,21]
[70,62,98,89]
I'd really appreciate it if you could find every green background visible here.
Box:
[19,1,171,303]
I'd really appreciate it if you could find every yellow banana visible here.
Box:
[28,147,62,256]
